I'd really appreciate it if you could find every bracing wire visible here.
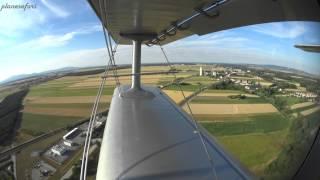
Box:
[103,0,121,88]
[158,44,218,180]
[80,0,120,179]
[80,57,113,180]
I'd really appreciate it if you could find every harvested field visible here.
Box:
[163,90,193,103]
[25,96,112,104]
[301,106,320,116]
[260,82,273,86]
[290,102,315,110]
[187,104,278,114]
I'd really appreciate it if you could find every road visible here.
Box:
[0,127,66,159]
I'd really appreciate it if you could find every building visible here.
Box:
[199,66,203,76]
[212,71,217,77]
[51,145,66,156]
[63,128,80,140]
[63,140,74,147]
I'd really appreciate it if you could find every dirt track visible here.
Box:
[301,106,320,116]
[290,102,315,110]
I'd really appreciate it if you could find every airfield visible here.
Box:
[0,64,319,179]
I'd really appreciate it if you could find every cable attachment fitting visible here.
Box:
[195,2,220,18]
[171,21,190,31]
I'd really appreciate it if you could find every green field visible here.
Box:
[200,113,289,136]
[21,113,81,135]
[191,96,267,104]
[216,130,287,173]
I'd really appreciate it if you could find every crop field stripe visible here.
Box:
[188,104,278,114]
[27,87,115,97]
[25,102,110,109]
[23,107,102,117]
[191,96,267,104]
[194,112,284,121]
[25,95,112,104]
[204,90,243,93]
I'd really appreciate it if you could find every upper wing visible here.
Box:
[88,0,320,45]
[295,44,320,53]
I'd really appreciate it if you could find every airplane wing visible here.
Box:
[294,44,320,53]
[96,85,253,179]
[88,0,320,45]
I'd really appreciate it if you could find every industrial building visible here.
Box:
[51,145,66,156]
[63,140,74,147]
[63,128,80,140]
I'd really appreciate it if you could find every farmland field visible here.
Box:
[20,66,194,137]
[12,64,318,179]
[188,88,290,176]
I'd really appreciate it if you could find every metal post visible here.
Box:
[132,40,142,90]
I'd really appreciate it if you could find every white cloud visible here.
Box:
[170,32,249,48]
[19,25,101,49]
[251,22,306,38]
[40,0,69,18]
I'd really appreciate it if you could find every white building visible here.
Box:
[212,71,217,77]
[51,145,66,156]
[199,66,203,76]
[63,128,80,140]
[63,140,74,147]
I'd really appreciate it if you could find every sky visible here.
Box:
[0,0,320,82]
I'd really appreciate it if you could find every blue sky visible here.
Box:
[0,0,319,82]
